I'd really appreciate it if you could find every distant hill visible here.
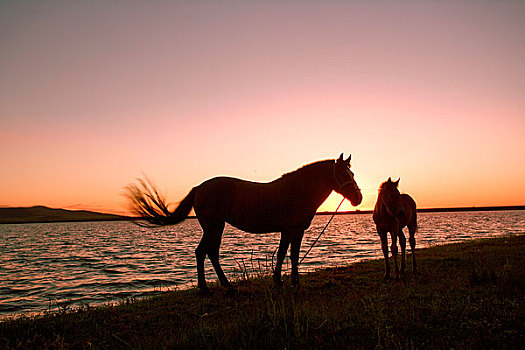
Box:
[0,206,129,224]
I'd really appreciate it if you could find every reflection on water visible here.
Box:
[0,210,523,318]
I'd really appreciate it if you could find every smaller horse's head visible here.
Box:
[378,177,404,217]
[333,153,362,206]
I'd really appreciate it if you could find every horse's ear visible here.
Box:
[387,177,392,183]
[394,178,400,187]
[344,154,351,166]
[337,153,344,162]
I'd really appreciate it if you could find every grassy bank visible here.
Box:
[1,235,523,349]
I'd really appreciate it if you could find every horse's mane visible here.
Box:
[279,159,334,181]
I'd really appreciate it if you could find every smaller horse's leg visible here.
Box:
[290,231,304,287]
[408,223,417,273]
[399,228,407,274]
[377,228,390,280]
[273,234,290,286]
[390,230,400,281]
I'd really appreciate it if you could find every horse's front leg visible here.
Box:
[377,227,390,280]
[399,228,407,274]
[390,226,400,281]
[290,231,304,287]
[408,222,417,273]
[273,234,290,286]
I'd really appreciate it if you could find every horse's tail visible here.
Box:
[125,176,195,226]
[170,187,196,224]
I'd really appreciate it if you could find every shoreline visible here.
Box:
[1,234,523,349]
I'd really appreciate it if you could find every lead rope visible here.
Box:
[298,197,346,266]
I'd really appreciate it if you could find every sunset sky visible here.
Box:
[1,1,524,215]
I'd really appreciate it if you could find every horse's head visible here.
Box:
[333,153,362,206]
[378,177,404,217]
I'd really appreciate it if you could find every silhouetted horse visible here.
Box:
[373,178,417,280]
[126,154,362,291]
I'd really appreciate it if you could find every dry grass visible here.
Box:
[1,235,523,349]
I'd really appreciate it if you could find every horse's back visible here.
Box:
[400,194,416,211]
[195,176,280,211]
[194,176,284,232]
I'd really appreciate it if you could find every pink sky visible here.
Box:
[1,1,524,215]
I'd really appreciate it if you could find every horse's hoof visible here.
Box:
[273,276,283,287]
[221,280,233,289]
[222,281,233,289]
[198,285,209,295]
[291,276,300,287]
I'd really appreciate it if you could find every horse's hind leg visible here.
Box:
[195,237,208,292]
[205,222,232,289]
[399,228,407,274]
[273,233,290,286]
[289,231,305,287]
[195,221,230,291]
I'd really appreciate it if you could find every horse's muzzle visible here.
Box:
[349,190,363,207]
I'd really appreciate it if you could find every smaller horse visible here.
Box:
[373,178,417,280]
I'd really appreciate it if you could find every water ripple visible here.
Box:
[1,211,523,318]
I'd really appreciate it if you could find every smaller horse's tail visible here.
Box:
[124,176,195,226]
[414,207,419,233]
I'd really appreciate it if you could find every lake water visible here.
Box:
[1,210,523,318]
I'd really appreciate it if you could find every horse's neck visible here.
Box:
[282,163,334,206]
[375,192,387,216]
